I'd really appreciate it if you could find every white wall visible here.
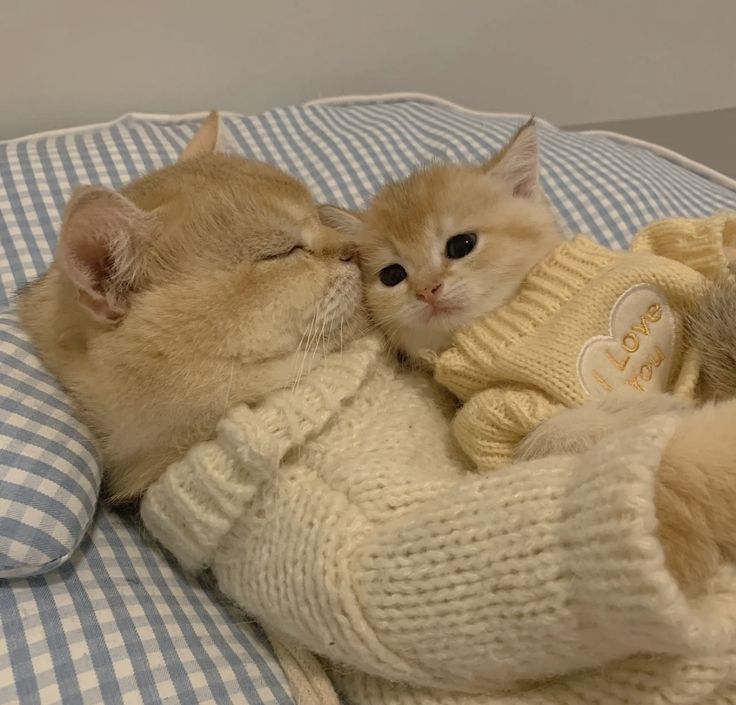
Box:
[1,0,735,139]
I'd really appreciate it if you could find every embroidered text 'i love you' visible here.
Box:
[577,284,675,399]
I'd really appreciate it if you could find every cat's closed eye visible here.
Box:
[379,263,407,287]
[445,232,477,259]
[261,244,303,261]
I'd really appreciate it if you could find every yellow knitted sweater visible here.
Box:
[436,214,736,470]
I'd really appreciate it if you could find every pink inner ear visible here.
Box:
[513,168,539,199]
[64,229,114,295]
[57,186,149,321]
[487,121,541,200]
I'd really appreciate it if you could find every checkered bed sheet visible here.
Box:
[1,95,736,705]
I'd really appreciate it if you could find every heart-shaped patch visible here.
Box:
[577,283,676,399]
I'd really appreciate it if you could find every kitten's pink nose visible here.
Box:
[416,282,443,305]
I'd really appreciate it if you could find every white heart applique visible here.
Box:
[577,283,676,399]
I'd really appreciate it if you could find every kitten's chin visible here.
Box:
[400,303,489,359]
[399,322,455,360]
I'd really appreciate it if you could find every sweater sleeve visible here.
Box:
[141,339,383,573]
[350,414,736,687]
[631,214,736,279]
[451,385,563,470]
[140,404,289,573]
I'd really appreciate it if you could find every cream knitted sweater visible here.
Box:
[141,335,736,705]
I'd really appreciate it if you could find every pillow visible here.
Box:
[0,308,99,578]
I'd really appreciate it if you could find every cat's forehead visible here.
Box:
[126,154,303,207]
[125,154,319,265]
[365,164,499,246]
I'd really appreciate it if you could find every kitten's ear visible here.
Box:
[484,117,540,199]
[57,186,154,323]
[318,204,364,237]
[179,110,225,161]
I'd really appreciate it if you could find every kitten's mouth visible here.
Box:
[423,301,461,321]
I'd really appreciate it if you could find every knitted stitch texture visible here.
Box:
[436,214,736,470]
[141,334,736,705]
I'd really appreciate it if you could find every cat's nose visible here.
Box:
[416,283,443,304]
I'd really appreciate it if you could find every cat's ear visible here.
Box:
[484,117,541,199]
[57,186,154,323]
[179,110,226,161]
[318,204,364,237]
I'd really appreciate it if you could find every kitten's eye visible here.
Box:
[379,264,407,287]
[445,232,477,259]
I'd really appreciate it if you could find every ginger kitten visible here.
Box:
[320,119,563,361]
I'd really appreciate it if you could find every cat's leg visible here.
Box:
[516,390,693,461]
[684,274,736,401]
[656,398,736,595]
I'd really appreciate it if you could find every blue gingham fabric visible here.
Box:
[1,510,292,705]
[1,95,736,705]
[0,310,98,578]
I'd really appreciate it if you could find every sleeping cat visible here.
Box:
[18,111,368,502]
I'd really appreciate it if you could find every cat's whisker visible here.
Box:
[292,312,321,458]
[293,310,318,392]
[303,311,320,375]
[222,360,235,411]
[313,310,328,366]
[295,316,312,356]
[292,322,312,390]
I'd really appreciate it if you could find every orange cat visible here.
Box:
[18,112,366,501]
[320,119,563,361]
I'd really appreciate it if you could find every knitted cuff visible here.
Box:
[141,436,265,573]
[451,386,561,470]
[333,651,736,705]
[561,415,736,658]
[140,391,312,573]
